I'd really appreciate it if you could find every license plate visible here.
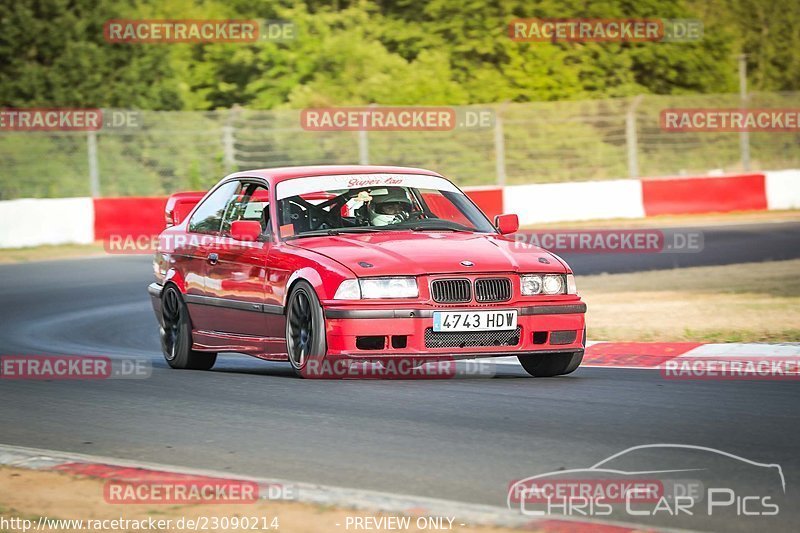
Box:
[433,310,517,332]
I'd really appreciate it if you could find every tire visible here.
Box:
[285,281,327,378]
[559,328,587,375]
[518,351,583,377]
[519,327,586,377]
[517,328,586,378]
[160,285,217,370]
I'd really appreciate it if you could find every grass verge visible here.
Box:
[0,243,106,264]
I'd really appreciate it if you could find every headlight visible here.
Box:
[334,277,418,299]
[521,274,572,295]
[361,277,418,299]
[542,274,564,295]
[521,274,543,295]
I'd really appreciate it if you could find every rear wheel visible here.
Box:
[160,285,217,370]
[286,281,327,378]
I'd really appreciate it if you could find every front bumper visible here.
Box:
[323,302,586,359]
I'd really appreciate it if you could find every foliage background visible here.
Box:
[0,0,798,197]
[4,0,798,110]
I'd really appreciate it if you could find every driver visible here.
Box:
[369,187,413,226]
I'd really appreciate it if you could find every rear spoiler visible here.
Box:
[165,191,205,227]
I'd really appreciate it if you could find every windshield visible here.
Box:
[275,173,496,239]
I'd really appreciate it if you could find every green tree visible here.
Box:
[0,0,184,108]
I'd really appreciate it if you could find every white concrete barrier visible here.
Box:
[0,197,94,248]
[765,170,800,210]
[503,179,645,225]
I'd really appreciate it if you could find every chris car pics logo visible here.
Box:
[508,444,784,519]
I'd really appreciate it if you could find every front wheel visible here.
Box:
[286,281,327,378]
[160,285,217,370]
[518,351,583,377]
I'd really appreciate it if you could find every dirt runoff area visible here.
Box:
[0,466,535,533]
[581,259,800,342]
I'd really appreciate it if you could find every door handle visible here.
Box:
[207,253,219,265]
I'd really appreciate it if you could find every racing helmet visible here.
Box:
[369,187,412,226]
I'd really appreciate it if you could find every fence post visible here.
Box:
[358,129,369,165]
[739,54,751,171]
[494,112,506,186]
[87,130,100,197]
[223,126,235,173]
[626,95,643,178]
[223,107,238,173]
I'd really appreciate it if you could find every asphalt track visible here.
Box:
[530,220,800,274]
[1,221,800,532]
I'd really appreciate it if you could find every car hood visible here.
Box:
[288,231,568,277]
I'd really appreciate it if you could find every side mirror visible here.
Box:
[494,213,519,235]
[230,220,262,241]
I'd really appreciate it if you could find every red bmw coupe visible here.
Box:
[148,165,587,378]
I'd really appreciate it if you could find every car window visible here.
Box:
[274,174,495,239]
[188,180,241,234]
[418,188,471,226]
[220,183,271,237]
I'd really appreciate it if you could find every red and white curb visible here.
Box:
[490,342,800,371]
[0,444,680,532]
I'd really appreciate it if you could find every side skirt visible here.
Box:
[192,330,288,361]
